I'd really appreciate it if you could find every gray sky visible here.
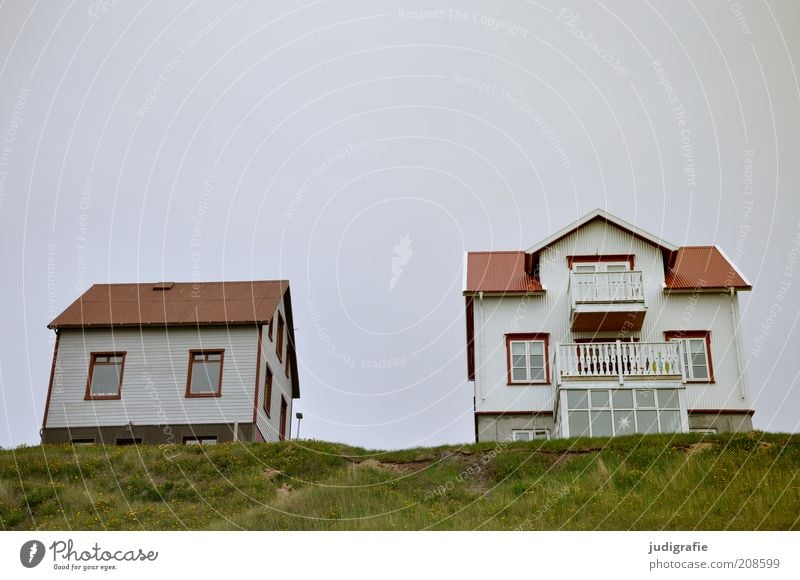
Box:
[1,1,798,449]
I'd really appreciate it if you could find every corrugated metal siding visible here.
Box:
[474,220,749,413]
[255,297,294,441]
[46,327,258,428]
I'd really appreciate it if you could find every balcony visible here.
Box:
[556,341,684,384]
[569,270,647,331]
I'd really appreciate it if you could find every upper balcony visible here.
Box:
[568,270,647,332]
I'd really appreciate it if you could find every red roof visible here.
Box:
[464,252,543,294]
[48,281,289,329]
[465,246,750,294]
[665,246,751,290]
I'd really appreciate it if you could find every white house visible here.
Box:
[464,210,754,442]
[41,280,299,445]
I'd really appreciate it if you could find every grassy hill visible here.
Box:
[1,431,799,530]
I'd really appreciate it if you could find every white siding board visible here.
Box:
[47,327,258,428]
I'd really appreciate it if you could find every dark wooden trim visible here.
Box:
[465,297,475,381]
[279,396,288,441]
[84,351,126,401]
[185,349,225,398]
[285,344,291,378]
[505,332,550,385]
[252,325,263,423]
[276,313,285,362]
[688,409,754,416]
[263,364,273,418]
[42,331,60,430]
[567,254,636,270]
[664,330,715,383]
[475,411,554,417]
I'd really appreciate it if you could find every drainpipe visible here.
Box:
[730,287,749,402]
[478,291,486,402]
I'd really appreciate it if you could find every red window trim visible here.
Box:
[263,364,273,418]
[276,313,285,362]
[84,351,126,400]
[567,254,636,270]
[664,330,715,383]
[185,349,225,398]
[505,333,550,385]
[279,396,288,441]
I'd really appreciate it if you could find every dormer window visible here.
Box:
[568,255,634,271]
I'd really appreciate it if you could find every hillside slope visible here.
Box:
[1,432,798,530]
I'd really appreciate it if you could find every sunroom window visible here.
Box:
[566,388,682,437]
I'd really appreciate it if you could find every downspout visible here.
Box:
[730,287,748,402]
[478,291,486,402]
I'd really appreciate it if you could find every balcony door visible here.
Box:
[573,262,629,273]
[573,261,630,301]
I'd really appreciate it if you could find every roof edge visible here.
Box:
[526,209,679,255]
[713,244,753,287]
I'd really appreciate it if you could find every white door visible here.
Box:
[573,262,630,300]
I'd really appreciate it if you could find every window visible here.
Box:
[70,439,94,445]
[116,438,142,446]
[268,317,274,341]
[276,314,285,361]
[85,352,125,400]
[285,346,291,378]
[690,428,717,435]
[567,255,635,270]
[566,388,682,437]
[279,396,288,441]
[183,436,217,445]
[512,429,549,441]
[186,350,224,397]
[665,331,714,382]
[263,365,273,417]
[506,333,549,384]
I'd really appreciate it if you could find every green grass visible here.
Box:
[1,431,799,530]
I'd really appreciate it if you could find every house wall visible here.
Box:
[472,220,750,423]
[255,295,294,441]
[44,326,259,432]
[476,414,555,443]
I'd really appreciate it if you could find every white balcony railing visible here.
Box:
[556,341,685,384]
[570,271,645,304]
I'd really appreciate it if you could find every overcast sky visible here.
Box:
[1,1,798,449]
